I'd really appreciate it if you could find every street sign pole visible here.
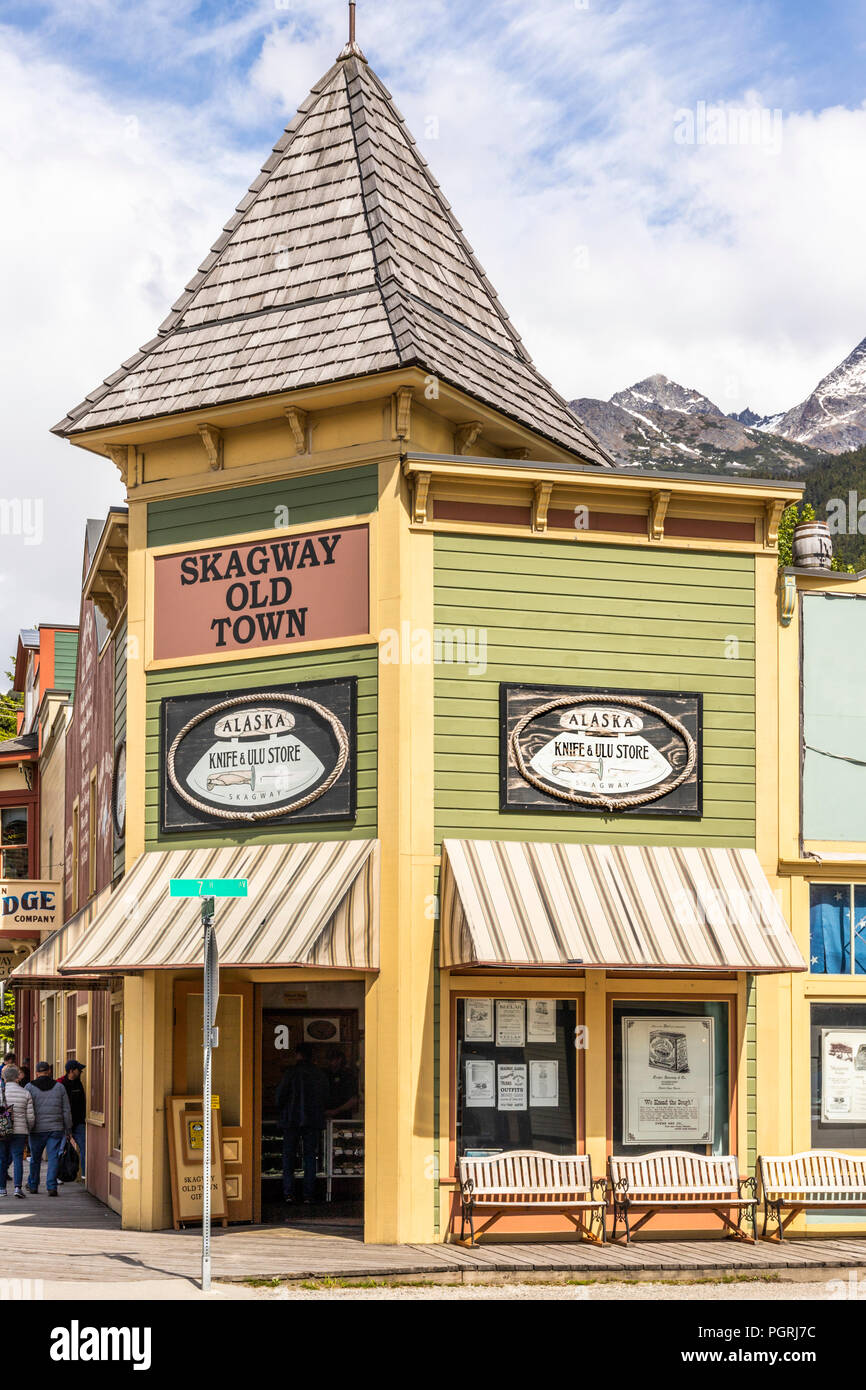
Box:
[201,895,217,1293]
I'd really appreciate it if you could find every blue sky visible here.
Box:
[0,0,864,651]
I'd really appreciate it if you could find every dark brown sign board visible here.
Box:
[500,683,702,817]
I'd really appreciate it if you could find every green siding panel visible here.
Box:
[433,534,756,848]
[146,465,379,548]
[144,645,378,849]
[53,630,79,694]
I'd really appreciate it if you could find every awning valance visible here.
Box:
[440,840,805,974]
[56,841,379,974]
[7,895,114,991]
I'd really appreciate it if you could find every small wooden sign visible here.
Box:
[167,1095,228,1230]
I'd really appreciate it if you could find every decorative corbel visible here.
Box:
[392,386,414,441]
[197,423,223,471]
[779,573,797,627]
[532,481,553,533]
[648,489,671,541]
[506,447,531,461]
[284,406,308,455]
[412,471,432,524]
[105,445,129,485]
[455,422,483,455]
[764,498,785,549]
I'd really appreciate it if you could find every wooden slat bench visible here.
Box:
[758,1151,866,1240]
[455,1151,607,1246]
[608,1151,757,1243]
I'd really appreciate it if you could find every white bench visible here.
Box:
[455,1151,607,1246]
[608,1151,757,1243]
[758,1151,866,1240]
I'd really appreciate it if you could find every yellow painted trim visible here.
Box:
[131,441,401,505]
[413,517,766,556]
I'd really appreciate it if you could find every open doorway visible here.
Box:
[258,981,365,1226]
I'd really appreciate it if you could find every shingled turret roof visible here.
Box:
[53,49,609,466]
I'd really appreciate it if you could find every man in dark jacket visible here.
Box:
[275,1044,327,1204]
[26,1063,72,1195]
[59,1060,87,1180]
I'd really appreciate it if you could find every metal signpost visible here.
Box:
[169,876,248,1291]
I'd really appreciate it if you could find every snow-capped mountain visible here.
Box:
[571,374,826,474]
[760,337,866,453]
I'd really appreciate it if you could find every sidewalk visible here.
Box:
[5,1183,866,1291]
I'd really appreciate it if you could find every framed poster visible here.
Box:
[465,1060,496,1108]
[622,1016,714,1145]
[497,1063,528,1111]
[529,1060,559,1107]
[500,683,702,817]
[160,678,356,832]
[821,1029,866,1122]
[527,998,557,1043]
[496,999,526,1047]
[464,999,494,1042]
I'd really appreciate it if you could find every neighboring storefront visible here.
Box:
[14,35,852,1245]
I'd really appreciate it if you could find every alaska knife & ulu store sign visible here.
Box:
[152,524,369,662]
[501,683,702,816]
[161,679,356,831]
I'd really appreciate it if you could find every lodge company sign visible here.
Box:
[161,679,356,831]
[152,525,369,662]
[501,684,702,816]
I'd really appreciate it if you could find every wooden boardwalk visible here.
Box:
[5,1184,866,1285]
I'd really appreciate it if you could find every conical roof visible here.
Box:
[53,52,609,465]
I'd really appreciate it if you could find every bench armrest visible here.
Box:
[738,1176,757,1198]
[613,1177,629,1195]
[461,1177,475,1201]
[591,1177,609,1201]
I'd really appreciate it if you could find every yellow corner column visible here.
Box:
[125,494,147,867]
[583,971,607,1182]
[364,455,436,1242]
[121,971,173,1229]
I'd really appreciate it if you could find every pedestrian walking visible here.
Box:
[58,1060,87,1180]
[25,1063,72,1196]
[0,1064,34,1198]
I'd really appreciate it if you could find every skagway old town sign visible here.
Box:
[152,524,369,661]
[501,684,702,815]
[161,679,356,831]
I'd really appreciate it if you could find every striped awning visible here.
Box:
[8,896,114,990]
[52,841,379,974]
[440,840,805,974]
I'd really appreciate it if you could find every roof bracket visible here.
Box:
[105,445,129,485]
[764,497,785,548]
[392,386,414,441]
[649,489,671,541]
[455,422,484,455]
[197,423,223,471]
[285,406,309,455]
[532,481,553,532]
[412,471,432,524]
[506,447,531,460]
[779,573,797,627]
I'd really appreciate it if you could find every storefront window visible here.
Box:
[810,1003,866,1147]
[456,998,577,1158]
[611,1000,730,1157]
[1,806,29,879]
[809,884,866,974]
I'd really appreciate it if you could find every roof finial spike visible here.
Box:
[338,0,366,62]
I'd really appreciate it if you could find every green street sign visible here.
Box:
[169,878,248,898]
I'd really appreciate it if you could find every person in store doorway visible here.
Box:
[0,1064,34,1199]
[275,1043,327,1205]
[58,1061,87,1181]
[324,1050,359,1120]
[26,1063,72,1196]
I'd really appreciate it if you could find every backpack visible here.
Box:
[0,1081,14,1139]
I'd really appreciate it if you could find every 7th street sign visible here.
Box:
[169,878,248,898]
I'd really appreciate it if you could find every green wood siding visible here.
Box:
[147,464,379,548]
[433,534,756,847]
[113,617,127,881]
[144,645,377,850]
[53,629,79,693]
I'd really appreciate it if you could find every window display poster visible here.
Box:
[464,998,494,1042]
[498,1063,528,1111]
[465,1059,496,1108]
[496,999,526,1047]
[527,998,557,1043]
[622,1016,714,1145]
[821,1029,866,1122]
[529,1060,559,1107]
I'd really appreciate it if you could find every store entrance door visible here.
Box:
[173,979,254,1223]
[258,987,364,1224]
